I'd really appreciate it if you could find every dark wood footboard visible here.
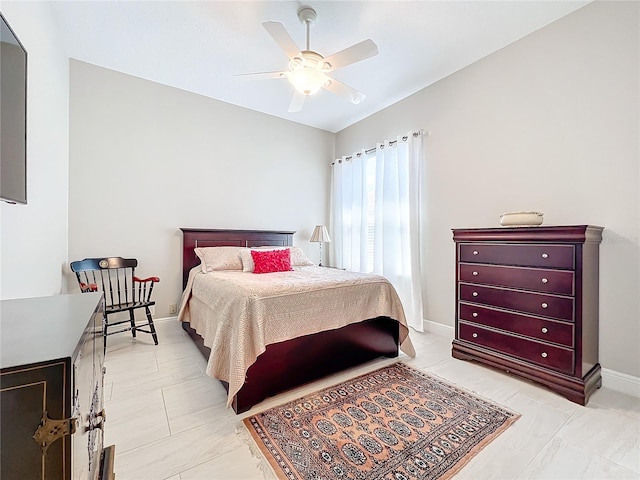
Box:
[181,317,399,413]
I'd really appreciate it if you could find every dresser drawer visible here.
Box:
[459,243,575,269]
[459,284,574,321]
[459,302,574,347]
[459,263,574,295]
[458,322,574,374]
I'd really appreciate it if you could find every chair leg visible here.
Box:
[103,314,108,356]
[145,306,159,345]
[129,309,136,338]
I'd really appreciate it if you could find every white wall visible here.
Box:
[336,1,639,378]
[68,61,334,316]
[0,1,69,299]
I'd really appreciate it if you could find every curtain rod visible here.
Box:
[332,129,429,165]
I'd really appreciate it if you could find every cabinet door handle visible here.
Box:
[472,250,479,255]
[472,333,478,338]
[472,292,478,297]
[541,352,548,358]
[541,278,548,284]
[33,413,78,453]
[542,253,549,259]
[541,302,548,308]
[472,312,478,317]
[541,327,548,334]
[472,271,478,276]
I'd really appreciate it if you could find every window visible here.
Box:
[331,131,425,331]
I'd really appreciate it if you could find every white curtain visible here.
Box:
[330,132,425,332]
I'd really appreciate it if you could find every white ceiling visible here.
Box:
[48,1,591,133]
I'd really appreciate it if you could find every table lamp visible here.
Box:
[310,225,331,266]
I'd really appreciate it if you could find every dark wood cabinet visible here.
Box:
[0,293,115,479]
[452,225,603,405]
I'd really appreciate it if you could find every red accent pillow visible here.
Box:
[251,249,292,274]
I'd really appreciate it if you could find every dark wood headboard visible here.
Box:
[180,228,295,288]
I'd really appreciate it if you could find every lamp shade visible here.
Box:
[310,225,331,243]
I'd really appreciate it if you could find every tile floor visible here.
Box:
[103,318,640,480]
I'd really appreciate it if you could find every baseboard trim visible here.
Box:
[423,319,639,398]
[423,318,454,339]
[154,315,178,323]
[601,368,640,398]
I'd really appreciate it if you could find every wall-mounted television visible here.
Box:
[1,12,27,205]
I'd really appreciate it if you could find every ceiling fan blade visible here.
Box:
[288,91,306,113]
[323,39,378,71]
[233,71,286,81]
[263,21,302,60]
[323,78,366,104]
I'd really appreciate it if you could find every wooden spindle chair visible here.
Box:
[70,257,159,353]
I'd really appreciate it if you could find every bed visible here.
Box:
[178,228,415,413]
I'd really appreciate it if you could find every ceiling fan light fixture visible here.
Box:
[289,56,304,70]
[239,8,377,110]
[287,50,329,95]
[287,67,328,96]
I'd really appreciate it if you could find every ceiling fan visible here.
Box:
[236,7,379,113]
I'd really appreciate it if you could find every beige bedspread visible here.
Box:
[177,265,415,407]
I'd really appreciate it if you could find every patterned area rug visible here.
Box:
[242,362,519,480]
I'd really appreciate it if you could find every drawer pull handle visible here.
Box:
[472,292,478,297]
[472,271,478,276]
[541,278,548,284]
[541,352,548,358]
[541,327,548,334]
[473,250,479,255]
[542,253,549,259]
[472,312,478,317]
[541,302,548,309]
[472,333,478,338]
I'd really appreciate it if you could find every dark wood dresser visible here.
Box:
[0,293,115,480]
[452,225,603,405]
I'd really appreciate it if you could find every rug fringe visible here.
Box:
[439,412,521,480]
[235,422,278,480]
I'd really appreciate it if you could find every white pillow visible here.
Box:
[239,246,314,272]
[290,246,314,267]
[194,246,245,273]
